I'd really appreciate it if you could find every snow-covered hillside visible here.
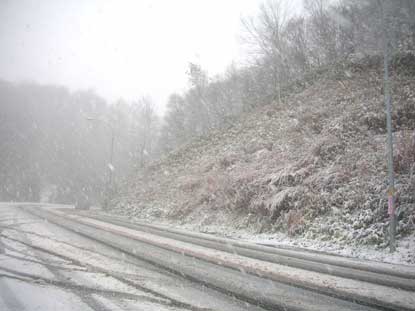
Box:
[114,54,415,263]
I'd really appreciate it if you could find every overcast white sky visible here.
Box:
[0,0,302,113]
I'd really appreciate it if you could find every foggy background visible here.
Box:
[0,0,303,110]
[1,0,413,207]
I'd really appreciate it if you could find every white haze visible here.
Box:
[0,0,305,113]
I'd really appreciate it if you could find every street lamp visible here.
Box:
[86,117,115,210]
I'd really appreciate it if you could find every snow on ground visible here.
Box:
[0,278,94,311]
[0,205,268,311]
[238,231,415,265]
[221,229,414,265]
[92,294,187,311]
[113,62,415,267]
[61,213,415,308]
[124,215,415,266]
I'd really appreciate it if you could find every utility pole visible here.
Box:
[87,117,115,211]
[380,0,396,252]
[105,126,115,210]
[108,127,115,189]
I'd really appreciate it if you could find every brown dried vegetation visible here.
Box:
[115,56,415,245]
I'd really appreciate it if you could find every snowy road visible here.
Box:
[1,203,415,311]
[0,204,265,311]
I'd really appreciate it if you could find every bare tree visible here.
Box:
[242,0,292,105]
[130,97,159,168]
[284,16,310,76]
[156,0,415,159]
[159,93,188,152]
[304,0,342,65]
[185,63,213,135]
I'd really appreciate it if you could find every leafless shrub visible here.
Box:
[364,97,415,134]
[243,140,273,154]
[236,169,258,184]
[363,112,386,133]
[395,101,415,130]
[199,158,215,173]
[394,130,415,174]
[265,187,301,221]
[286,210,304,236]
[312,137,345,162]
[269,164,313,188]
[197,172,235,210]
[298,110,327,134]
[219,154,238,169]
[178,175,202,193]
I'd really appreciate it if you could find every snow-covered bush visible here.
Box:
[395,130,415,174]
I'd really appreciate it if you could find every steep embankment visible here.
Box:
[115,55,415,252]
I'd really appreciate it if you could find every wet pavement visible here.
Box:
[0,204,264,311]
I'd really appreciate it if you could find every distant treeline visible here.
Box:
[0,81,158,203]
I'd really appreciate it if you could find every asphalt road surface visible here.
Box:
[0,203,264,311]
[1,203,414,311]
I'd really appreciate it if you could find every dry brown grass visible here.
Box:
[395,130,415,174]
